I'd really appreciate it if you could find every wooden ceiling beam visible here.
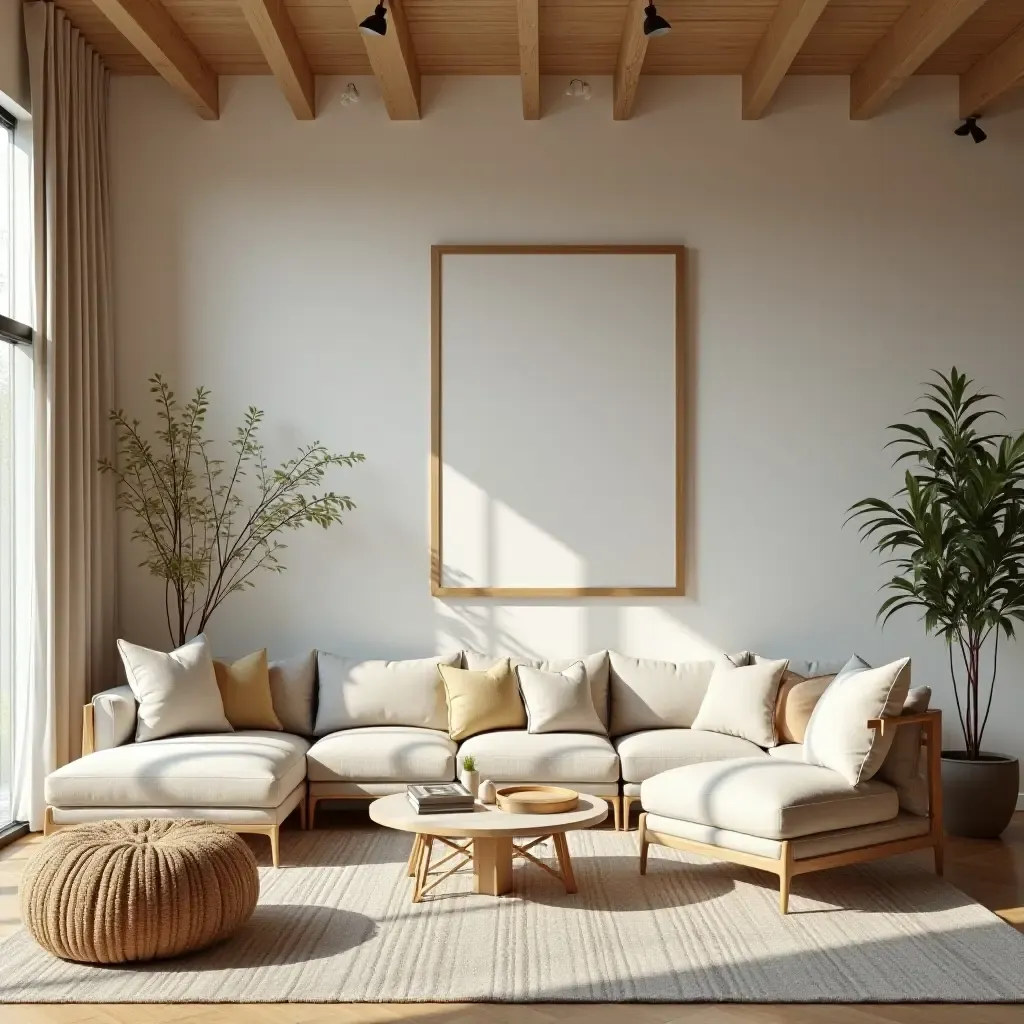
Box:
[613,0,650,120]
[237,0,315,120]
[742,0,829,119]
[90,0,218,119]
[517,0,540,120]
[348,0,420,120]
[960,22,1024,116]
[850,0,988,119]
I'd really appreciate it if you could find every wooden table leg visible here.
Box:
[406,833,423,877]
[473,836,514,895]
[553,832,577,894]
[413,836,433,903]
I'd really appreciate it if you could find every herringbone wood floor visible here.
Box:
[2,811,1023,1023]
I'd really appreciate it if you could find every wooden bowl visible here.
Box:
[495,785,579,815]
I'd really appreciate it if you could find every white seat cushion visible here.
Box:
[767,743,806,761]
[615,729,767,783]
[458,731,619,784]
[640,757,899,840]
[45,731,308,809]
[306,727,456,783]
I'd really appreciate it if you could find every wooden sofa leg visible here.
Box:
[622,796,637,832]
[298,798,307,831]
[638,812,649,875]
[307,794,319,830]
[269,825,281,868]
[779,842,792,914]
[43,807,55,837]
[607,797,621,831]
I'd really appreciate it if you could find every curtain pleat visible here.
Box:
[16,2,117,830]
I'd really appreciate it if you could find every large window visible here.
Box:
[0,104,32,836]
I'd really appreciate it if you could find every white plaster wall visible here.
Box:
[0,0,29,115]
[109,73,1024,759]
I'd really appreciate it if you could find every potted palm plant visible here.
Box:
[849,368,1024,838]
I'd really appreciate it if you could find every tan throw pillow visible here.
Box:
[803,655,912,785]
[691,657,789,747]
[878,686,932,815]
[516,662,606,736]
[438,659,526,741]
[118,634,232,742]
[214,649,282,731]
[775,671,835,744]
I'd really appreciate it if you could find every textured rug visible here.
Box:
[2,827,1023,1003]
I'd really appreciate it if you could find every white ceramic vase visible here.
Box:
[478,779,497,805]
[460,769,479,798]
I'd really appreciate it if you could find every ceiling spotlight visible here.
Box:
[565,78,592,100]
[643,3,672,37]
[359,2,388,37]
[954,116,986,144]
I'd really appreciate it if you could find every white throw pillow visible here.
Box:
[691,657,789,748]
[516,662,607,736]
[117,634,232,742]
[803,655,912,785]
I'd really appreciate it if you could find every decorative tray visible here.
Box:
[495,785,579,815]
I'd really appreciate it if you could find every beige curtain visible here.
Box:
[15,3,117,830]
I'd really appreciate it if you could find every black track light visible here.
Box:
[643,3,672,37]
[954,116,987,144]
[359,2,388,37]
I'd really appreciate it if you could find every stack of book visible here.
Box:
[407,783,475,814]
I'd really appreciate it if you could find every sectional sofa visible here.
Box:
[44,648,941,910]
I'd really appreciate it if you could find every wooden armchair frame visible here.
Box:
[638,710,943,913]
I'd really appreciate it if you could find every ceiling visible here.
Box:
[52,0,1024,78]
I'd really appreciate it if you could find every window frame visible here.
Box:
[0,104,31,348]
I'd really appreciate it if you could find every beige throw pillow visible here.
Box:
[516,662,606,736]
[268,650,317,736]
[803,655,912,785]
[118,634,232,742]
[214,649,282,731]
[439,659,527,741]
[691,657,789,747]
[775,671,835,744]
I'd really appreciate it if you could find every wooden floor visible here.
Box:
[2,811,1024,1023]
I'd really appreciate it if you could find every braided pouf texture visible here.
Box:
[19,818,260,964]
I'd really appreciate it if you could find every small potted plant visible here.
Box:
[460,755,479,799]
[849,368,1024,837]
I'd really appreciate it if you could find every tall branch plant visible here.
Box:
[100,374,364,647]
[848,368,1024,759]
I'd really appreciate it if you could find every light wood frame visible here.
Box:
[430,244,687,599]
[638,710,944,913]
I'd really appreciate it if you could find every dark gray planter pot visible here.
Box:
[941,752,1019,838]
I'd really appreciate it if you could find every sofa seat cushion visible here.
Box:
[640,758,899,840]
[616,729,767,784]
[306,727,456,783]
[45,731,308,809]
[458,731,619,784]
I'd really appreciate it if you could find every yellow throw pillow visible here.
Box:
[213,649,283,731]
[774,671,834,744]
[438,659,526,741]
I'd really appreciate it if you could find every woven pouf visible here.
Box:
[20,818,260,964]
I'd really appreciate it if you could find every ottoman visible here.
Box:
[20,818,260,963]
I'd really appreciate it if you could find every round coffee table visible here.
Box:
[369,792,607,901]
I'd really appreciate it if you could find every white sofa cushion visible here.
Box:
[465,651,611,730]
[640,758,899,840]
[314,652,461,734]
[516,662,606,736]
[45,731,308,809]
[804,655,911,785]
[306,727,456,783]
[767,742,806,761]
[458,730,619,784]
[691,657,789,747]
[91,685,137,751]
[608,652,748,736]
[118,634,232,742]
[615,728,767,783]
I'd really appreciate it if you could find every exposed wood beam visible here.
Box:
[960,21,1024,116]
[90,0,218,119]
[348,0,420,119]
[850,0,988,119]
[613,0,650,120]
[742,0,829,119]
[238,0,315,119]
[516,0,540,119]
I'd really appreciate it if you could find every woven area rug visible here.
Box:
[2,827,1023,1003]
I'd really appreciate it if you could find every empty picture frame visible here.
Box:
[430,244,686,598]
